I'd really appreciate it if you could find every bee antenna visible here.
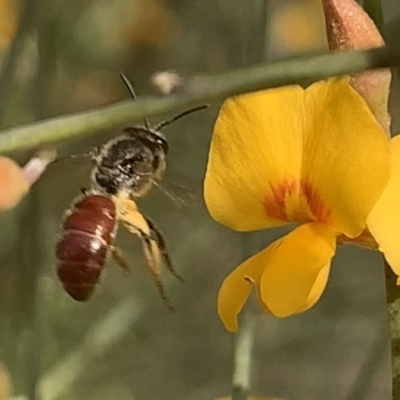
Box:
[152,105,210,132]
[119,72,150,129]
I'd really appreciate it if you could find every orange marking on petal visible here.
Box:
[263,179,331,224]
[301,180,331,223]
[263,180,298,221]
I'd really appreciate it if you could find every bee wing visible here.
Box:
[152,175,201,209]
[42,155,93,184]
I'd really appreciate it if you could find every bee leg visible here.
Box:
[118,206,161,274]
[138,231,177,313]
[111,247,130,272]
[121,219,176,312]
[117,199,176,311]
[143,216,184,283]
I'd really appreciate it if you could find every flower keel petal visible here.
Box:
[260,223,336,317]
[295,263,331,313]
[217,242,280,332]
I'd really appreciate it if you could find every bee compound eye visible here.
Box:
[158,139,169,153]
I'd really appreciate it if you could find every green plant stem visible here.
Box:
[38,298,143,400]
[18,189,44,400]
[232,313,255,400]
[384,262,400,400]
[231,3,269,400]
[357,1,400,398]
[0,46,399,154]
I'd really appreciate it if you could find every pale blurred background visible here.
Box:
[0,1,399,399]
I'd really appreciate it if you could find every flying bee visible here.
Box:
[55,73,208,310]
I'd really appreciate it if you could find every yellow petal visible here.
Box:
[367,135,400,275]
[217,242,281,332]
[204,78,390,237]
[302,78,390,237]
[204,85,304,231]
[260,223,336,317]
[294,263,331,313]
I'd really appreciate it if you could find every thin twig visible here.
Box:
[359,2,400,398]
[0,45,399,154]
[232,313,255,400]
[3,2,42,398]
[385,262,400,400]
[20,7,62,399]
[231,3,269,400]
[38,298,143,400]
[18,186,45,400]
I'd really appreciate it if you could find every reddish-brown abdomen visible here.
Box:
[56,195,116,301]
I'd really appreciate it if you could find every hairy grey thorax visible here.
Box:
[90,127,168,199]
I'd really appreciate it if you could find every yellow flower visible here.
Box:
[203,77,391,332]
[343,136,400,280]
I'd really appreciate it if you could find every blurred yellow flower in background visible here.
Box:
[0,0,18,51]
[0,363,11,400]
[270,0,326,53]
[203,77,392,332]
[126,0,178,50]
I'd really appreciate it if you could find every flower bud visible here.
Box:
[322,0,391,135]
[22,149,56,185]
[0,157,29,213]
[0,150,55,214]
